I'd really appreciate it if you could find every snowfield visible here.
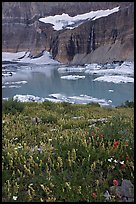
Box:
[39,7,119,30]
[2,51,60,65]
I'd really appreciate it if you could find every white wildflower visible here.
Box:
[120,161,124,165]
[108,158,113,162]
[113,159,118,163]
[104,190,111,201]
[13,196,18,200]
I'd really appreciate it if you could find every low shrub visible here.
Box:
[2,99,25,114]
[87,102,100,107]
[41,115,57,124]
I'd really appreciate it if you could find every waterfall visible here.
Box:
[90,25,94,52]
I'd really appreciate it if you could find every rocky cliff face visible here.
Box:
[2,2,134,64]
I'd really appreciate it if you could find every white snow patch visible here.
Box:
[39,7,119,30]
[2,51,60,65]
[93,75,134,83]
[2,52,26,61]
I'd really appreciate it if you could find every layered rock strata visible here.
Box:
[2,2,134,64]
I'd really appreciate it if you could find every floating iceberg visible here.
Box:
[61,75,85,80]
[4,81,27,85]
[58,67,86,73]
[11,93,113,108]
[93,75,134,83]
[13,94,45,102]
[85,61,134,76]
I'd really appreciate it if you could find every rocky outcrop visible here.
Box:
[2,2,134,64]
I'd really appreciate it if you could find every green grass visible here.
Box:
[2,100,134,202]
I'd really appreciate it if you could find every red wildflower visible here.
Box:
[126,156,129,161]
[91,131,94,135]
[113,141,120,149]
[113,179,119,186]
[92,192,97,199]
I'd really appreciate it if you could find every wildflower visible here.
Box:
[104,190,111,201]
[113,159,118,163]
[13,196,18,200]
[13,137,18,141]
[120,161,124,165]
[113,179,118,186]
[14,146,23,150]
[37,147,43,153]
[92,192,97,199]
[126,156,129,161]
[108,158,113,162]
[113,141,119,149]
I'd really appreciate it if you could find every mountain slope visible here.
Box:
[2,2,134,64]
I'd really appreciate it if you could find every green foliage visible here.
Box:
[41,115,57,124]
[87,102,100,107]
[2,99,25,114]
[2,102,134,202]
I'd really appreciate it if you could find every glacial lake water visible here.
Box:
[2,62,134,107]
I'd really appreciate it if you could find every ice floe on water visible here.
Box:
[61,75,85,80]
[8,85,21,88]
[2,85,21,89]
[2,80,27,89]
[13,95,45,103]
[85,61,134,76]
[4,81,27,85]
[108,89,114,92]
[67,95,112,107]
[12,93,113,107]
[58,61,134,84]
[93,75,134,83]
[58,67,86,73]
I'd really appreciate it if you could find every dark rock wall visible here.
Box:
[2,2,134,64]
